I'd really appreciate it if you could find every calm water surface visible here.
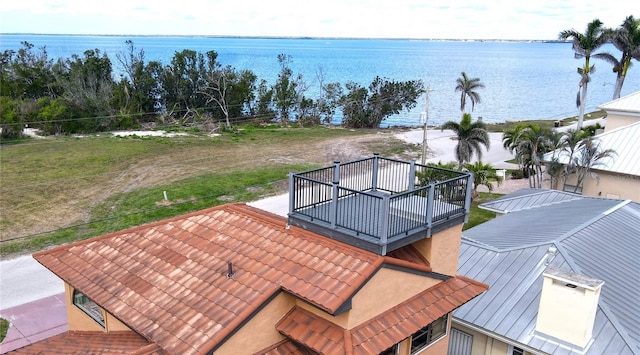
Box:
[2,35,639,127]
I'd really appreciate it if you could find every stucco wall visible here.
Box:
[412,224,463,276]
[216,292,295,355]
[296,267,441,329]
[64,283,132,332]
[452,323,533,355]
[564,171,640,202]
[604,113,640,132]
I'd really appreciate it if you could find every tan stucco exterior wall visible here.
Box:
[64,283,132,332]
[452,323,531,355]
[564,171,640,202]
[347,267,441,328]
[296,267,440,329]
[216,292,295,355]
[412,225,463,276]
[603,114,640,132]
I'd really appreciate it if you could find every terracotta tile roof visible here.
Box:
[276,307,347,354]
[33,204,388,355]
[255,339,311,355]
[7,331,161,354]
[350,276,488,354]
[386,245,430,268]
[275,277,488,355]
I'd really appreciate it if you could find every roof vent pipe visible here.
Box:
[227,261,235,278]
[544,246,558,266]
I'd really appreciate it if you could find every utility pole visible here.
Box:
[421,86,432,165]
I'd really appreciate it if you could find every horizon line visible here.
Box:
[1,33,568,43]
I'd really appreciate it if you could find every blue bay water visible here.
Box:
[2,34,639,127]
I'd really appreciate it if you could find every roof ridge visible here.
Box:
[455,274,490,290]
[227,203,288,228]
[383,255,432,273]
[32,203,234,259]
[554,200,628,243]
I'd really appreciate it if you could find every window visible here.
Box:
[380,344,399,355]
[509,345,525,355]
[410,314,448,354]
[73,289,105,327]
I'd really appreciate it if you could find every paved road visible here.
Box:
[0,255,63,311]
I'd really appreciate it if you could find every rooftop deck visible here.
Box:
[287,155,473,255]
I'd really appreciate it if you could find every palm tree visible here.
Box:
[441,113,490,169]
[544,130,570,189]
[455,72,484,112]
[599,16,640,99]
[502,124,528,169]
[463,161,503,198]
[567,137,617,194]
[558,19,612,129]
[516,125,553,188]
[559,128,588,187]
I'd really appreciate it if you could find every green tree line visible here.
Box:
[0,40,424,139]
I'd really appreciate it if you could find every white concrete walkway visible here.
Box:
[0,255,63,311]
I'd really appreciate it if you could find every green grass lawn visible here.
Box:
[0,318,8,343]
[484,110,606,132]
[464,192,503,230]
[0,125,414,257]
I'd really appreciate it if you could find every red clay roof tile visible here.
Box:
[350,277,488,354]
[7,331,160,355]
[275,274,488,355]
[256,339,310,355]
[33,204,387,355]
[32,203,487,354]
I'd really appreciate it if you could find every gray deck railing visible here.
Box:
[288,154,472,249]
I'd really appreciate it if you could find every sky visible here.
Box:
[0,0,635,40]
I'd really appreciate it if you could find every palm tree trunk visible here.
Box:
[613,75,624,100]
[577,83,588,129]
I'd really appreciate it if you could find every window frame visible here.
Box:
[72,289,105,327]
[379,343,399,355]
[509,345,525,355]
[410,314,448,354]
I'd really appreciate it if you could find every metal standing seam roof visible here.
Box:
[479,189,583,214]
[455,193,640,354]
[598,90,640,115]
[464,197,621,250]
[542,120,640,176]
[31,203,487,355]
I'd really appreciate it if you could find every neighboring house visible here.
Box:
[543,121,640,201]
[9,156,487,355]
[598,90,640,132]
[450,189,640,355]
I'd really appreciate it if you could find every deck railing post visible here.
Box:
[372,153,379,191]
[288,172,295,214]
[333,161,341,185]
[426,184,435,226]
[464,173,473,223]
[380,194,390,255]
[409,160,416,191]
[330,161,340,227]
